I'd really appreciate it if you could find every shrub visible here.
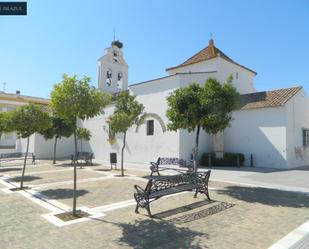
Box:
[200,152,245,167]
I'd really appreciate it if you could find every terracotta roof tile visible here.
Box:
[166,39,256,74]
[238,86,302,110]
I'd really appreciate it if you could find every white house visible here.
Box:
[79,38,309,169]
[0,91,74,158]
[3,39,309,169]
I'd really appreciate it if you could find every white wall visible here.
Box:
[179,72,217,87]
[167,57,219,75]
[217,58,256,94]
[179,129,212,163]
[33,134,74,159]
[224,107,287,168]
[17,136,35,153]
[285,89,309,168]
[167,57,256,94]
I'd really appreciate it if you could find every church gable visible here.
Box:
[166,38,256,75]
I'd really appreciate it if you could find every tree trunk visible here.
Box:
[193,125,200,172]
[20,137,29,189]
[121,131,126,177]
[80,139,83,153]
[72,129,78,216]
[208,152,212,167]
[53,137,58,164]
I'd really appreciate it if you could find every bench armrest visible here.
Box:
[150,161,158,170]
[134,184,147,195]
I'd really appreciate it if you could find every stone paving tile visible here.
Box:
[0,164,309,249]
[92,166,150,177]
[38,177,145,208]
[0,161,70,176]
[6,169,106,187]
[102,184,309,249]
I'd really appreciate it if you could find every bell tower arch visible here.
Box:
[97,40,128,93]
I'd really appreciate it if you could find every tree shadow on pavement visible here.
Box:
[217,185,309,208]
[39,188,89,200]
[0,167,21,173]
[9,175,42,182]
[116,219,208,249]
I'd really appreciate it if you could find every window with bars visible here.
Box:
[303,129,309,146]
[146,120,154,136]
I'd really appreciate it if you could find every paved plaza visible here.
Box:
[0,161,309,248]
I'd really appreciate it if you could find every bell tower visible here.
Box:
[97,40,128,93]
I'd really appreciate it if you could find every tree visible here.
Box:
[41,115,75,164]
[76,127,91,153]
[108,91,145,176]
[10,104,51,189]
[0,111,13,140]
[166,77,239,172]
[50,74,111,216]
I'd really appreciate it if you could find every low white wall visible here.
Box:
[17,135,35,153]
[179,129,212,163]
[33,134,74,159]
[224,107,287,168]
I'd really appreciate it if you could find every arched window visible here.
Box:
[113,52,118,62]
[105,69,112,87]
[117,72,123,89]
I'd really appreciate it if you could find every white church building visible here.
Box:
[79,38,309,169]
[2,39,309,169]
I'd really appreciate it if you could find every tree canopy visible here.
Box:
[166,77,239,171]
[41,114,75,164]
[10,104,51,189]
[50,74,111,121]
[0,111,13,136]
[109,91,145,134]
[10,104,51,138]
[167,77,239,134]
[42,115,75,140]
[76,127,91,142]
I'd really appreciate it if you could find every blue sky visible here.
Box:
[0,0,308,98]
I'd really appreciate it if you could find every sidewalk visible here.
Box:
[197,165,309,193]
[123,162,309,193]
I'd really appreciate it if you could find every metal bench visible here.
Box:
[134,170,211,217]
[150,157,193,176]
[71,152,93,166]
[0,152,36,166]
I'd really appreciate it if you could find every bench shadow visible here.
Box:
[95,168,132,173]
[116,219,208,249]
[154,200,214,219]
[142,174,174,180]
[95,168,114,172]
[54,163,101,168]
[9,175,42,182]
[39,188,89,200]
[217,185,309,208]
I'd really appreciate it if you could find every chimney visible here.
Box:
[16,90,20,98]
